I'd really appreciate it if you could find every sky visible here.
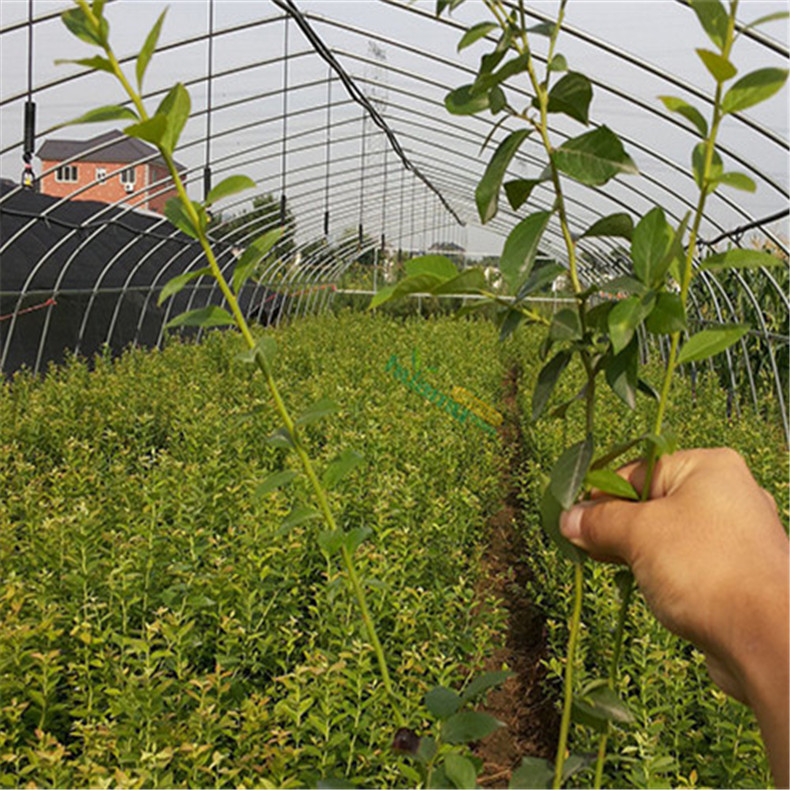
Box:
[1,0,788,256]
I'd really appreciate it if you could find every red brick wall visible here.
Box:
[147,163,179,214]
[39,160,179,215]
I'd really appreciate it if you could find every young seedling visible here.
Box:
[374,0,787,785]
[56,0,404,730]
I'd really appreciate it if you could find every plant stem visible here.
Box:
[553,562,584,789]
[95,18,402,723]
[592,573,634,788]
[591,8,739,782]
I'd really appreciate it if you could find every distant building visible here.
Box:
[37,129,184,214]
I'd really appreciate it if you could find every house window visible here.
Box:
[55,164,78,182]
[119,167,135,185]
[96,167,107,183]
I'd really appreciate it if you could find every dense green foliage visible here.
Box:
[1,313,785,788]
[0,313,505,789]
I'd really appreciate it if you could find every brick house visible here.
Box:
[37,129,185,214]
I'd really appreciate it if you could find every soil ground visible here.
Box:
[472,365,559,788]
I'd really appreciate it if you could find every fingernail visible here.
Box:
[560,500,595,540]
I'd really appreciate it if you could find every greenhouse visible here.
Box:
[0,1,787,788]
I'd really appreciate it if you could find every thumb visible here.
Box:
[560,497,644,564]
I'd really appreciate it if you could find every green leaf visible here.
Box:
[722,68,788,115]
[136,9,166,88]
[476,130,531,224]
[585,469,639,500]
[433,268,487,295]
[663,211,691,285]
[631,207,672,287]
[266,427,294,450]
[553,126,638,186]
[677,325,749,364]
[580,213,633,241]
[549,308,581,342]
[458,21,497,51]
[254,470,297,499]
[509,756,553,789]
[489,85,507,115]
[598,275,647,296]
[164,198,199,239]
[157,267,212,305]
[437,0,466,15]
[444,753,478,790]
[473,54,528,94]
[442,711,502,744]
[712,171,756,192]
[504,178,544,210]
[295,397,340,426]
[540,485,586,564]
[61,7,103,46]
[317,530,344,557]
[550,435,594,510]
[548,54,568,72]
[343,526,372,555]
[591,436,645,471]
[460,670,513,703]
[691,143,723,190]
[414,735,437,766]
[232,228,284,292]
[125,114,168,146]
[688,0,729,51]
[638,378,659,401]
[498,307,524,342]
[740,10,789,35]
[429,767,450,790]
[281,506,320,530]
[528,21,556,37]
[574,681,635,726]
[62,104,138,127]
[156,82,191,154]
[323,449,364,489]
[696,48,737,82]
[645,292,686,334]
[605,339,638,409]
[235,336,278,368]
[405,254,458,279]
[658,95,708,137]
[369,273,444,310]
[425,686,462,719]
[445,85,490,115]
[700,248,783,271]
[517,263,565,299]
[500,211,552,293]
[532,350,571,421]
[54,55,114,74]
[165,305,234,329]
[544,72,592,124]
[205,175,256,206]
[608,292,655,354]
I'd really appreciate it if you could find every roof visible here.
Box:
[37,129,184,170]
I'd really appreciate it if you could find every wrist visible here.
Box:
[725,559,789,786]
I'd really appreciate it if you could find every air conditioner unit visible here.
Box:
[124,183,134,193]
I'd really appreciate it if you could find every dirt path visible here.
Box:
[473,364,559,788]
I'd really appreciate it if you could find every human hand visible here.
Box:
[559,448,789,786]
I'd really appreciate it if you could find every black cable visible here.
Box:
[204,0,214,200]
[700,209,790,247]
[22,0,36,189]
[272,0,464,226]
